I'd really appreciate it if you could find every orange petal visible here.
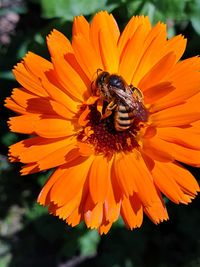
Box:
[152,162,199,204]
[49,27,91,89]
[78,105,90,126]
[84,200,103,229]
[8,114,41,134]
[38,166,68,205]
[146,136,200,167]
[167,162,199,195]
[72,34,103,80]
[23,52,52,92]
[47,99,76,120]
[163,34,187,62]
[51,55,88,102]
[144,189,168,224]
[52,177,89,221]
[52,54,89,102]
[5,96,28,115]
[104,193,121,224]
[20,51,80,114]
[89,155,109,204]
[9,88,39,108]
[104,160,121,223]
[121,194,143,229]
[47,29,73,55]
[47,30,89,101]
[142,132,173,162]
[50,156,93,206]
[119,24,150,84]
[51,192,81,221]
[138,52,176,91]
[77,142,94,157]
[150,98,200,127]
[113,152,138,196]
[66,207,82,227]
[132,22,167,86]
[90,11,120,59]
[152,161,193,204]
[10,136,71,163]
[126,152,164,207]
[151,57,200,112]
[72,15,90,38]
[41,69,79,114]
[20,163,39,175]
[13,53,49,97]
[118,16,151,58]
[38,145,79,171]
[142,144,173,163]
[9,88,75,119]
[157,127,200,150]
[9,136,41,160]
[144,82,175,104]
[98,210,113,235]
[114,151,161,207]
[98,223,112,235]
[189,120,200,133]
[99,28,119,73]
[34,118,75,138]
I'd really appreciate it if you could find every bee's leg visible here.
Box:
[101,101,117,119]
[101,110,112,119]
[128,128,135,137]
[129,84,135,92]
[130,85,144,101]
[107,101,117,110]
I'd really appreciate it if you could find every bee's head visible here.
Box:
[95,71,110,88]
[94,71,113,101]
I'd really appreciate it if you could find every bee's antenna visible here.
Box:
[97,68,103,75]
[91,68,103,87]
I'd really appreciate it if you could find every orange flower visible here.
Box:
[5,12,200,234]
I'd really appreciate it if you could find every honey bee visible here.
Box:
[94,71,148,131]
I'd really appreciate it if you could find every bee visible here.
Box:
[94,71,148,131]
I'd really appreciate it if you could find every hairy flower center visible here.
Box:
[78,103,148,157]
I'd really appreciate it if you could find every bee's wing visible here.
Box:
[109,86,137,109]
[110,86,148,122]
[133,101,149,121]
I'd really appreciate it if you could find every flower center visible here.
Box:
[77,103,148,158]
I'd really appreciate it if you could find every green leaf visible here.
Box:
[0,253,11,267]
[26,203,48,221]
[187,0,200,35]
[191,17,200,35]
[127,0,188,24]
[152,0,188,20]
[1,133,18,147]
[0,71,14,80]
[41,0,108,20]
[0,155,10,172]
[79,230,100,256]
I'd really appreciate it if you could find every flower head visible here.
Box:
[5,11,200,234]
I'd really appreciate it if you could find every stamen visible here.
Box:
[77,103,148,157]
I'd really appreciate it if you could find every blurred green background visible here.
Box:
[0,0,200,266]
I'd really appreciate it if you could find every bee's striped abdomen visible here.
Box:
[114,105,134,131]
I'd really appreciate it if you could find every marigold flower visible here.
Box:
[5,11,200,234]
